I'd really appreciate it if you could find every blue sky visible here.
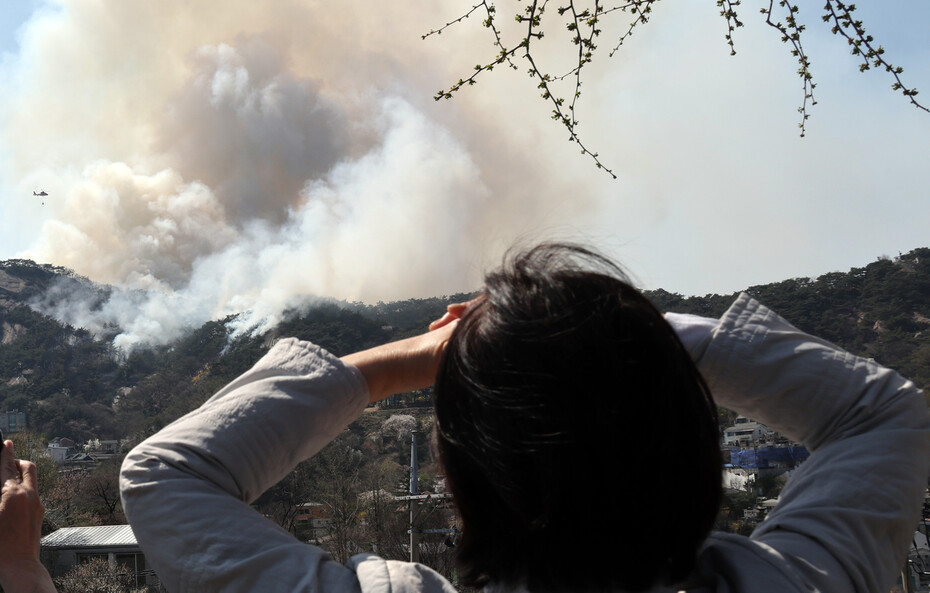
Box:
[0,1,927,346]
[0,1,40,55]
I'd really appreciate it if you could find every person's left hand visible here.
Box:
[0,440,56,593]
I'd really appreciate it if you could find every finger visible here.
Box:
[18,459,38,491]
[429,297,483,331]
[428,311,457,331]
[0,439,16,484]
[453,296,484,313]
[446,302,468,317]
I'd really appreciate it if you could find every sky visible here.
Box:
[0,1,927,349]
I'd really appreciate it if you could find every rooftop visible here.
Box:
[724,422,762,433]
[41,525,137,549]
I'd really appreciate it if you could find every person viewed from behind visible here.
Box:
[120,242,930,593]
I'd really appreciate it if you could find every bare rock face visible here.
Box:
[1,321,26,344]
[0,269,25,293]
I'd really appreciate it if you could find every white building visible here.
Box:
[41,525,162,590]
[722,416,769,445]
[46,445,70,464]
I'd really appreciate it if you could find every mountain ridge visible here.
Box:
[1,249,928,440]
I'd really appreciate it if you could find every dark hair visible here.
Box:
[434,243,720,592]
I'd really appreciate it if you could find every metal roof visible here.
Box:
[41,524,137,549]
[724,422,762,433]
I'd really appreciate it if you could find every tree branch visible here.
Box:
[822,0,928,114]
[762,0,816,136]
[425,1,928,178]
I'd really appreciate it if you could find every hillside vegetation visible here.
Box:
[1,249,929,442]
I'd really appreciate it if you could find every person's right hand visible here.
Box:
[342,298,482,403]
[428,300,473,331]
[0,440,56,593]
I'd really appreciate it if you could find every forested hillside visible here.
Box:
[2,249,929,442]
[649,248,930,390]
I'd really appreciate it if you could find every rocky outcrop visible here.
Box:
[1,321,26,344]
[0,269,26,293]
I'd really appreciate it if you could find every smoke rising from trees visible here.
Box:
[2,1,570,349]
[3,1,928,350]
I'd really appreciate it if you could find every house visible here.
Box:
[99,440,120,454]
[40,525,162,590]
[294,502,332,542]
[722,416,769,445]
[63,452,100,468]
[47,437,79,464]
[0,410,26,434]
[85,438,121,454]
[47,445,69,463]
[50,437,76,449]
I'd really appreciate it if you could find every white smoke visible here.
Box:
[23,81,492,349]
[3,1,928,351]
[2,3,520,349]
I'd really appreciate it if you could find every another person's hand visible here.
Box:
[0,440,56,593]
[343,299,479,403]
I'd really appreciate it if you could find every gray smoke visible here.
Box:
[5,1,926,351]
[1,1,561,350]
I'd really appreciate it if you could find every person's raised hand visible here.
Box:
[343,298,481,403]
[0,440,56,593]
[428,301,472,331]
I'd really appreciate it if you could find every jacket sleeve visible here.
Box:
[119,338,372,593]
[680,294,930,593]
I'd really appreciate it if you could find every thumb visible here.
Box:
[18,459,38,492]
[1,438,18,484]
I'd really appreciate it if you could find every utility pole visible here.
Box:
[409,430,420,562]
[400,430,453,562]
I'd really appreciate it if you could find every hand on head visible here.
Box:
[428,301,472,331]
[343,298,480,403]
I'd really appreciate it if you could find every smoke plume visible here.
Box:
[1,0,586,349]
[9,1,925,350]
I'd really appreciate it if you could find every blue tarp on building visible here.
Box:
[730,446,809,469]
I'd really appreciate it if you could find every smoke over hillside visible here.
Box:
[6,2,928,350]
[1,1,588,349]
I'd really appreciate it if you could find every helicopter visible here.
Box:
[33,191,47,197]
